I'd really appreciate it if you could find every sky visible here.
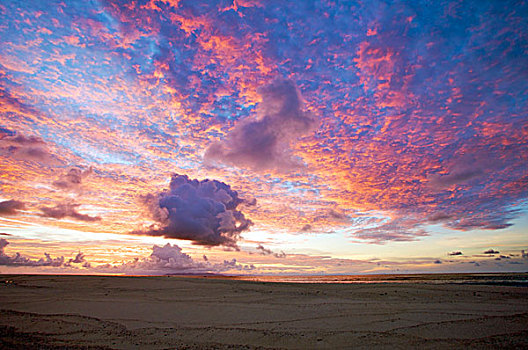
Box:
[0,0,527,275]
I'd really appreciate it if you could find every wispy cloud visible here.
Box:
[40,203,101,222]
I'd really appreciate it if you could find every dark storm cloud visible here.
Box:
[0,200,26,216]
[53,167,92,190]
[483,249,500,254]
[0,238,86,267]
[40,203,101,222]
[136,173,252,247]
[205,79,317,172]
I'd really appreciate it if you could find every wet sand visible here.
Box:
[1,275,527,349]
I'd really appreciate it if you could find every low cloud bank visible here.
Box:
[0,238,88,267]
[96,243,255,274]
[0,239,253,274]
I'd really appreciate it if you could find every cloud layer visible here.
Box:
[0,238,85,267]
[0,0,526,254]
[107,243,255,274]
[0,239,254,274]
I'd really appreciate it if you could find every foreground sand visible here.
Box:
[1,275,527,349]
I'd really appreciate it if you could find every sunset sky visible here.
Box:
[0,0,527,275]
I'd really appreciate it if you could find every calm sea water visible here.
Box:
[192,273,528,286]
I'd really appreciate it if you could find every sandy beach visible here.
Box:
[1,275,528,349]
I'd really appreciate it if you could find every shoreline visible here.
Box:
[2,270,527,278]
[4,272,528,288]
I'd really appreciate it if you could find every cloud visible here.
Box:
[522,250,527,259]
[69,252,86,264]
[483,249,500,254]
[53,167,92,191]
[434,260,442,264]
[327,208,348,221]
[448,251,463,256]
[0,239,8,252]
[429,168,484,188]
[0,238,85,267]
[147,243,198,270]
[427,212,453,223]
[299,224,312,232]
[0,133,45,145]
[0,200,26,216]
[0,130,55,163]
[136,173,252,247]
[256,244,286,258]
[204,78,317,172]
[40,203,101,222]
[0,0,526,250]
[96,243,255,274]
[352,219,428,244]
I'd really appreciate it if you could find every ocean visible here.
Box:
[193,272,528,286]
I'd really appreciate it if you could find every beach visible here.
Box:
[1,275,527,349]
